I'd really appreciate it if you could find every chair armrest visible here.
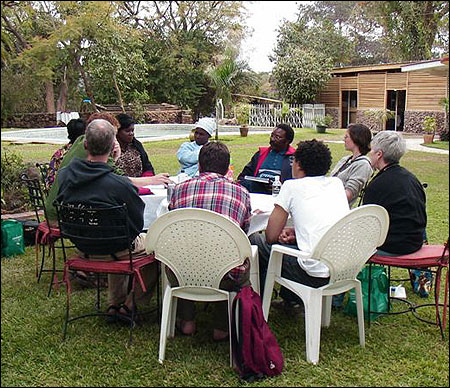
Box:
[271,244,311,260]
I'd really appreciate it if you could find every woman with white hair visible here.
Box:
[362,131,426,255]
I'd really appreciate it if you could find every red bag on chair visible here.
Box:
[231,286,283,382]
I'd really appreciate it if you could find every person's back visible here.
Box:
[278,176,348,253]
[56,120,144,253]
[363,130,426,255]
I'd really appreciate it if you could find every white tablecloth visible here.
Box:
[141,189,276,234]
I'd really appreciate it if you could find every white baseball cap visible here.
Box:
[194,117,216,137]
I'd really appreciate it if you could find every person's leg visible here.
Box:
[249,231,272,296]
[213,270,251,340]
[278,254,329,306]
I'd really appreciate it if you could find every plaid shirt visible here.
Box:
[169,172,252,282]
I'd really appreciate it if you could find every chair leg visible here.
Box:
[128,286,136,346]
[321,296,332,327]
[159,287,172,364]
[63,282,70,341]
[37,244,46,283]
[47,243,57,297]
[304,289,323,365]
[169,297,177,338]
[262,250,283,321]
[228,294,234,367]
[354,282,366,348]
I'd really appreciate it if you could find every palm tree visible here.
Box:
[206,48,256,139]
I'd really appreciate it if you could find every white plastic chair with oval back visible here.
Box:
[262,204,389,365]
[144,208,259,366]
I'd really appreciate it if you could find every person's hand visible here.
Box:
[278,227,296,244]
[111,139,121,161]
[147,173,171,185]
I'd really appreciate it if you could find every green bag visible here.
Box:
[1,220,25,257]
[344,265,389,321]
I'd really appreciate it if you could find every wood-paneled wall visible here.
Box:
[406,71,448,111]
[317,69,447,112]
[358,73,385,109]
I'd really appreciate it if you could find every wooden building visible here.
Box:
[316,59,449,133]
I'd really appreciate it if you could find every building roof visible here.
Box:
[331,59,449,75]
[401,58,448,76]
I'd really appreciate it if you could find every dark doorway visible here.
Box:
[341,91,358,128]
[386,90,406,131]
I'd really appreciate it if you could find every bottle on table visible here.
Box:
[178,169,189,183]
[271,175,282,197]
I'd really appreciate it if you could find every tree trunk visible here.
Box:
[77,63,98,112]
[112,72,126,113]
[45,80,55,113]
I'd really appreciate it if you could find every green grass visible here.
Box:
[421,141,450,151]
[1,129,449,387]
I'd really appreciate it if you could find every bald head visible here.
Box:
[85,119,116,156]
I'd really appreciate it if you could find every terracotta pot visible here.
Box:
[240,125,249,137]
[423,134,434,144]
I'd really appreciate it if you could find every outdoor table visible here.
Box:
[141,186,277,235]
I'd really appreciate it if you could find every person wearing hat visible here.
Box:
[176,117,216,177]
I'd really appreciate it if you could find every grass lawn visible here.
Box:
[421,141,450,151]
[1,129,449,387]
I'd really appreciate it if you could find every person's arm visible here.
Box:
[177,142,200,165]
[129,173,171,187]
[265,204,289,244]
[343,161,373,204]
[278,227,296,244]
[133,138,155,175]
[237,151,259,183]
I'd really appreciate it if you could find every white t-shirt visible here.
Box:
[274,176,349,277]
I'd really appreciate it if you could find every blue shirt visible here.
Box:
[258,149,286,180]
[176,141,203,177]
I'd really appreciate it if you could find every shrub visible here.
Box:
[1,150,31,212]
[422,116,436,134]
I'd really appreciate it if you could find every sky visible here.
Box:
[240,1,301,73]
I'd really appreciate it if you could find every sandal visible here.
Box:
[116,304,138,324]
[105,305,119,323]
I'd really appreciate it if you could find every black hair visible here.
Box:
[116,113,135,131]
[66,118,86,143]
[198,141,230,176]
[276,123,294,143]
[295,139,332,176]
[348,123,372,155]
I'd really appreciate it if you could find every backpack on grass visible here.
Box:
[231,285,283,382]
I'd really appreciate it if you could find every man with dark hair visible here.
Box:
[169,141,252,340]
[237,123,296,194]
[56,119,158,322]
[250,139,349,306]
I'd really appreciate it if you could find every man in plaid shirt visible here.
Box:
[169,141,252,340]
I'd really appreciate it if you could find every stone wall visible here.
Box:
[356,110,380,132]
[403,111,445,134]
[325,107,339,128]
[3,109,193,128]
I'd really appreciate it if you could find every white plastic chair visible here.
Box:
[144,208,259,365]
[262,205,389,365]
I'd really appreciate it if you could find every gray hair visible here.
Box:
[85,119,116,156]
[370,130,406,164]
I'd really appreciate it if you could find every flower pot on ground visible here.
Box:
[316,125,327,133]
[239,124,249,137]
[234,102,251,137]
[422,116,436,144]
[313,114,333,133]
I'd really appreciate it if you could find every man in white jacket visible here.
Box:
[176,117,216,177]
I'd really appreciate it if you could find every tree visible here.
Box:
[363,1,449,61]
[272,48,333,104]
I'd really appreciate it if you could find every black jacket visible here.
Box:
[56,158,144,254]
[132,137,154,174]
[362,163,426,254]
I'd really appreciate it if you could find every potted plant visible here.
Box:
[235,103,251,137]
[422,116,436,144]
[313,114,333,133]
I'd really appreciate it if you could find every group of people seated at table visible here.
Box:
[47,112,427,338]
